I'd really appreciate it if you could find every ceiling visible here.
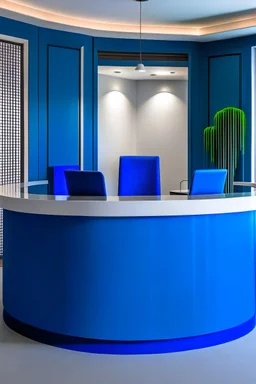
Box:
[4,0,256,24]
[1,0,256,41]
[98,66,188,81]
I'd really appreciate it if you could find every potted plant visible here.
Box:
[204,107,246,193]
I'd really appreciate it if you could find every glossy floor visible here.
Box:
[0,268,256,384]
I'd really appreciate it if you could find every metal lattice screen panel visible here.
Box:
[0,40,24,257]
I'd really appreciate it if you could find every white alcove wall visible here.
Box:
[98,74,188,195]
[136,80,188,194]
[98,75,137,196]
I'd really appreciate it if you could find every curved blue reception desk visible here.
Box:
[0,182,255,354]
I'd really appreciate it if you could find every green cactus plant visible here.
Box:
[204,107,246,193]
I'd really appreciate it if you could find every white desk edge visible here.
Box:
[0,181,255,217]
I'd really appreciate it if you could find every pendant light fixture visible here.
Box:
[135,0,149,72]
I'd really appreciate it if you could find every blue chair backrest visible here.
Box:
[65,170,107,197]
[48,165,80,195]
[118,156,161,196]
[189,169,227,196]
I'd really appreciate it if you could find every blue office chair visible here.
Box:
[65,170,107,197]
[118,156,161,196]
[48,165,80,195]
[189,169,227,196]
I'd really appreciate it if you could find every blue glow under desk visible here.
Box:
[0,182,255,355]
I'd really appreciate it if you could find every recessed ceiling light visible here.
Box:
[150,74,157,77]
[114,70,122,74]
[170,71,176,75]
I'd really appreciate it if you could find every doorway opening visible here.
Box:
[98,64,188,195]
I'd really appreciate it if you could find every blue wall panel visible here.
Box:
[38,28,93,179]
[48,46,80,167]
[189,45,208,174]
[209,55,241,125]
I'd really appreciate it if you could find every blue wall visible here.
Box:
[0,15,254,183]
[48,46,80,168]
[202,36,253,182]
[208,55,241,124]
[38,28,93,180]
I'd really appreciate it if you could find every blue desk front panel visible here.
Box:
[3,211,255,342]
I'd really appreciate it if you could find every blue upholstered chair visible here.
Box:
[48,165,80,195]
[65,170,107,197]
[189,169,227,196]
[118,156,161,196]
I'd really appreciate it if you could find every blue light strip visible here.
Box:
[4,311,255,355]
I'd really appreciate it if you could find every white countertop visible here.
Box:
[0,181,256,217]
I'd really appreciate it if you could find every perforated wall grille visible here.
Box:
[0,40,24,257]
[98,51,189,62]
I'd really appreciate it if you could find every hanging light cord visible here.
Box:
[139,0,142,63]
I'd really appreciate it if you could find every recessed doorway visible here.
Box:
[98,65,188,195]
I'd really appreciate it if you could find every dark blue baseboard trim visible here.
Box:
[3,310,255,355]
